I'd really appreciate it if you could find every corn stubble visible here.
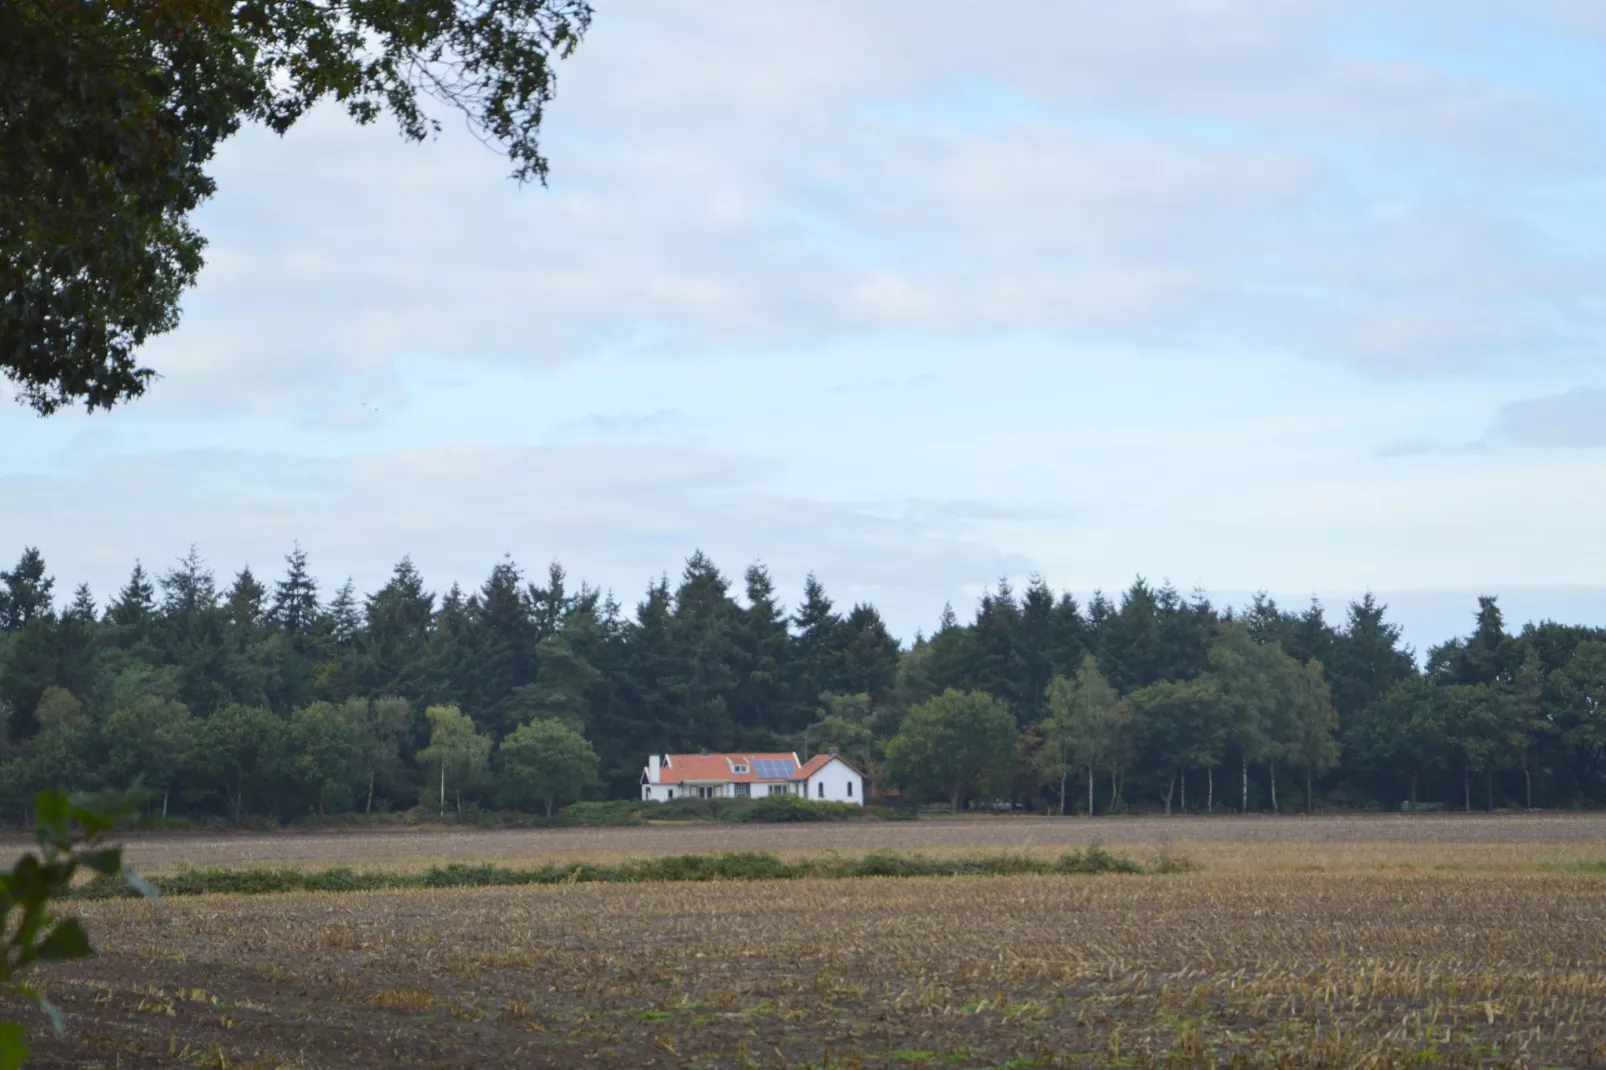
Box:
[15,863,1606,1068]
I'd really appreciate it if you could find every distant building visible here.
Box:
[641,751,864,806]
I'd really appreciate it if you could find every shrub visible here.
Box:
[556,800,645,826]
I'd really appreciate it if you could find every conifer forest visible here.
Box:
[0,543,1599,823]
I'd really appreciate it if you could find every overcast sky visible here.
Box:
[4,0,1605,654]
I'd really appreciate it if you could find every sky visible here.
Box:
[4,0,1606,655]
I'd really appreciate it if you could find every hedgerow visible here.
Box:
[70,843,1161,899]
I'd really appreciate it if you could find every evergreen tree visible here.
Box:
[790,573,844,719]
[1329,594,1415,721]
[105,561,157,651]
[157,548,230,717]
[526,561,570,641]
[362,557,435,701]
[667,552,740,750]
[472,558,539,734]
[326,578,361,647]
[223,567,267,632]
[1015,577,1056,722]
[733,564,791,735]
[0,548,53,631]
[269,544,320,633]
[1048,591,1090,678]
[1100,579,1162,692]
[839,603,900,710]
[964,580,1025,714]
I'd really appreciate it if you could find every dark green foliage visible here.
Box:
[3,0,592,413]
[73,845,1155,899]
[2,540,1605,821]
[0,787,154,1066]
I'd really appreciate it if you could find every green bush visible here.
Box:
[555,800,645,826]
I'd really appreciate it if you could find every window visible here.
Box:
[846,781,853,797]
[734,783,750,798]
[667,790,674,799]
[818,782,825,798]
[732,764,749,774]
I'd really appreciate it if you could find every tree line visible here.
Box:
[0,543,1601,821]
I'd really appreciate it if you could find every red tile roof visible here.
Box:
[794,753,864,779]
[656,753,798,784]
[793,754,833,779]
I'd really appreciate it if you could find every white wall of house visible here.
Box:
[803,758,864,805]
[642,782,679,802]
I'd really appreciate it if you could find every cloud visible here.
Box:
[118,0,1606,416]
[1487,387,1606,448]
[0,442,1028,638]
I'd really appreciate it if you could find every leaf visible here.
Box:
[30,791,71,851]
[0,1022,27,1070]
[35,919,92,964]
[78,848,124,878]
[122,866,161,901]
[15,987,63,1035]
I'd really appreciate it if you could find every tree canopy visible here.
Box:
[2,0,591,413]
[1,544,1605,821]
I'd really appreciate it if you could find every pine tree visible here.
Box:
[106,562,156,637]
[223,567,267,632]
[1016,577,1056,723]
[734,564,790,735]
[158,548,230,716]
[839,603,900,710]
[270,544,320,632]
[668,552,740,750]
[327,578,361,647]
[1330,594,1415,721]
[0,548,54,630]
[362,557,435,701]
[790,573,844,721]
[473,558,539,735]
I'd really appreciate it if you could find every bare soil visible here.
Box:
[9,815,1606,1068]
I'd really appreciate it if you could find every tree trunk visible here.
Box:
[1463,765,1471,812]
[1161,773,1174,816]
[1486,768,1493,812]
[1087,763,1095,817]
[1306,769,1313,814]
[1180,768,1186,813]
[545,796,555,818]
[366,769,376,815]
[1524,761,1533,810]
[439,761,446,817]
[1109,768,1118,812]
[162,785,169,819]
[1240,754,1248,813]
[1058,766,1068,816]
[1207,765,1214,813]
[951,783,962,814]
[1269,761,1278,814]
[1408,769,1419,812]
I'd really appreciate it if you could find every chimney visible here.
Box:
[828,747,839,757]
[700,747,709,757]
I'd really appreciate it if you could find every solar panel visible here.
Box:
[752,758,796,779]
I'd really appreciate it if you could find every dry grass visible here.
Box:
[21,869,1606,1068]
[11,815,1606,1067]
[58,811,1606,876]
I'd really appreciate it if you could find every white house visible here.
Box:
[641,751,865,806]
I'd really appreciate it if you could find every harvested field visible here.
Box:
[11,815,1606,1067]
[33,811,1606,875]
